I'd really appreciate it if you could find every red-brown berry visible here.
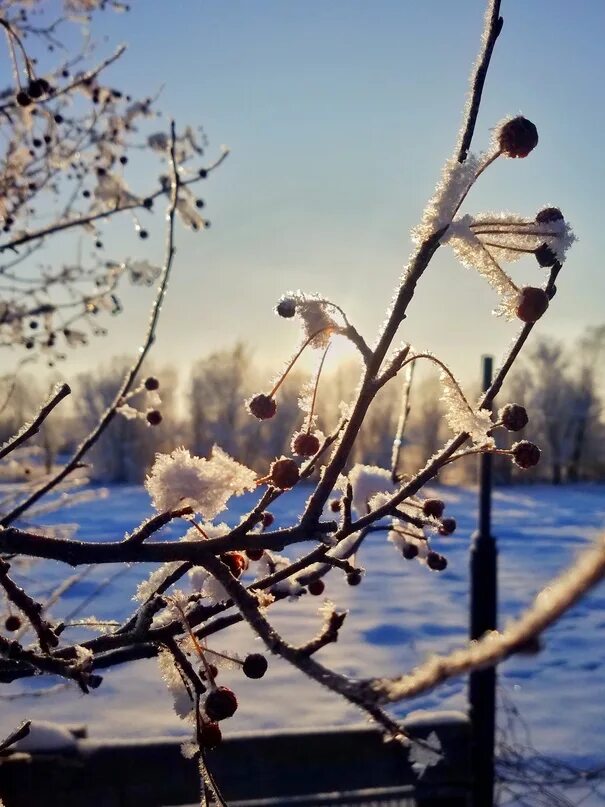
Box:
[270,458,299,490]
[511,440,541,469]
[516,287,549,323]
[292,431,320,458]
[260,511,274,529]
[221,552,247,578]
[534,243,557,268]
[242,653,268,679]
[536,207,563,224]
[276,298,296,318]
[498,116,539,158]
[422,498,445,519]
[146,409,162,426]
[402,542,419,560]
[308,579,325,596]
[329,499,341,512]
[199,664,219,681]
[499,404,528,432]
[205,687,238,721]
[199,721,222,749]
[4,615,21,632]
[427,551,448,571]
[247,394,277,420]
[438,518,456,536]
[245,547,264,562]
[144,376,160,391]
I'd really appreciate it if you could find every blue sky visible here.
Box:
[11,1,605,387]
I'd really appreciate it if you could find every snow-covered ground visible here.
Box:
[2,482,605,774]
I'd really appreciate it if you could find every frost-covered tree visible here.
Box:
[1,3,605,805]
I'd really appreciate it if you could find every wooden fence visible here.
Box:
[0,712,471,806]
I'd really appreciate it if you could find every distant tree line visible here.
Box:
[1,326,603,486]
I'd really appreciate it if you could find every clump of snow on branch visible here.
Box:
[277,291,346,348]
[145,446,255,518]
[348,464,395,517]
[439,368,494,446]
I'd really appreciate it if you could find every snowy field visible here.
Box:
[2,482,605,774]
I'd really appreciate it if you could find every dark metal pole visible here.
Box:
[469,355,497,807]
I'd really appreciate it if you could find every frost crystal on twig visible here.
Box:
[440,368,494,446]
[276,291,346,348]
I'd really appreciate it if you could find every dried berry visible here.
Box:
[204,687,238,721]
[292,431,320,458]
[438,518,456,536]
[4,615,21,632]
[427,551,448,571]
[144,376,160,391]
[498,116,538,158]
[402,542,419,560]
[260,511,274,529]
[535,243,557,268]
[422,498,445,519]
[276,298,296,318]
[221,552,247,578]
[27,79,45,99]
[16,90,31,107]
[245,547,264,562]
[199,664,219,681]
[346,569,363,586]
[146,410,162,426]
[329,499,341,512]
[247,394,276,420]
[536,207,563,224]
[512,440,541,469]
[199,721,222,749]
[242,653,268,679]
[308,579,325,596]
[516,287,549,323]
[500,403,528,432]
[270,458,299,490]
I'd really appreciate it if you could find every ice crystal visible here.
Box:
[441,216,520,317]
[145,446,255,518]
[412,153,482,243]
[158,648,194,720]
[277,291,346,348]
[439,369,494,446]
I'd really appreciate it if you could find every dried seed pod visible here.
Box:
[499,404,528,432]
[512,440,541,469]
[498,116,538,158]
[247,394,277,420]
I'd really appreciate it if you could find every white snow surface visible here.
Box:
[1,482,605,772]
